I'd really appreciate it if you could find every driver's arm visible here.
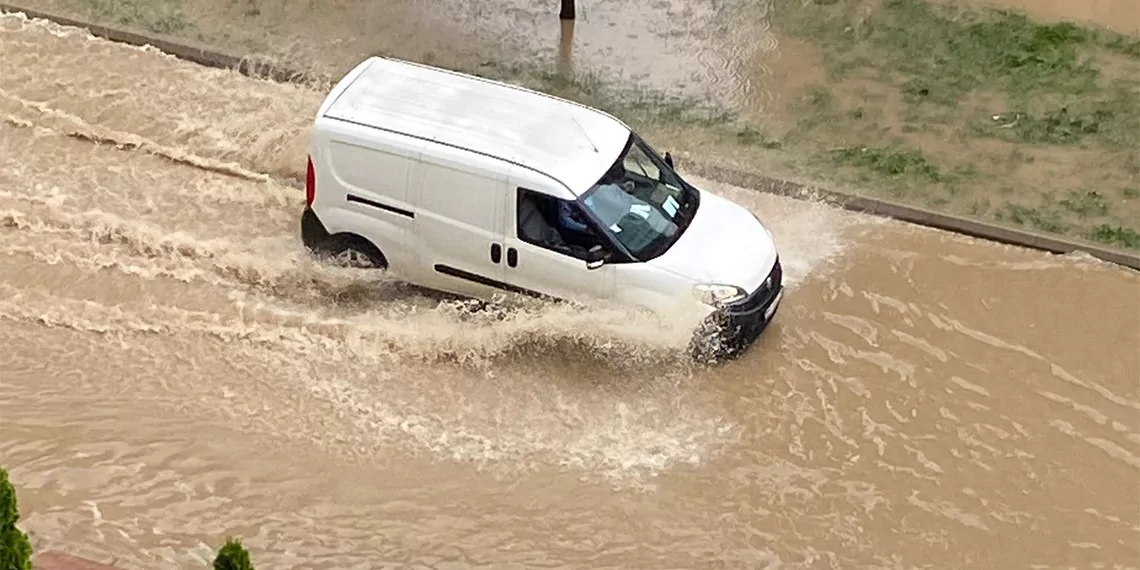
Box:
[558,201,589,233]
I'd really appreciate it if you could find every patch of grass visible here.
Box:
[1004,105,1113,145]
[1102,33,1140,58]
[776,0,1121,101]
[832,145,944,182]
[71,0,191,35]
[991,199,1140,249]
[967,199,991,216]
[785,86,837,140]
[1059,190,1111,217]
[1087,225,1140,249]
[976,85,1140,147]
[994,203,1070,234]
[772,0,1140,147]
[735,125,783,148]
[767,0,1140,246]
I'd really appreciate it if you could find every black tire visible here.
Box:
[320,234,388,270]
[688,312,731,365]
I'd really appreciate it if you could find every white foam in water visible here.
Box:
[264,176,871,486]
[0,151,873,488]
[685,174,874,288]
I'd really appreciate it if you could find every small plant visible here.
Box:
[1059,190,1110,217]
[213,537,255,570]
[0,467,33,570]
[736,125,782,148]
[832,145,944,182]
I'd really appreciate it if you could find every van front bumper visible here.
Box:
[720,283,783,355]
[694,257,784,361]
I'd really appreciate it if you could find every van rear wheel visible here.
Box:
[321,234,388,270]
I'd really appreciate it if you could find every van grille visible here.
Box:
[729,257,782,313]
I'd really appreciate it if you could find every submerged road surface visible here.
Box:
[1,12,1138,570]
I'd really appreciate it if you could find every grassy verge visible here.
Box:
[762,0,1140,249]
[14,0,1140,250]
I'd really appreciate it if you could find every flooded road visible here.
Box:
[2,11,1140,570]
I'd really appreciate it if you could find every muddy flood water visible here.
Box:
[1,8,1139,570]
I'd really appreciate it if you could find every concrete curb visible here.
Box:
[2,3,1138,272]
[682,163,1140,271]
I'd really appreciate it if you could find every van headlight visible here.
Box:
[693,283,747,306]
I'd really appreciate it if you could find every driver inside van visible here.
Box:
[558,161,630,234]
[557,200,590,234]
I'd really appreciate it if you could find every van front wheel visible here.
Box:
[321,234,388,270]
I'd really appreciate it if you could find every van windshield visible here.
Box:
[578,134,700,261]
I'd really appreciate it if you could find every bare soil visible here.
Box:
[960,0,1140,35]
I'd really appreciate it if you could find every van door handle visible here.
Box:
[490,243,502,264]
[507,247,518,268]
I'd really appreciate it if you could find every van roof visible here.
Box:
[319,57,632,197]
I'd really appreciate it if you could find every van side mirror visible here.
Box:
[664,152,675,169]
[585,245,609,270]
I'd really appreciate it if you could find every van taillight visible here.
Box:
[305,155,315,207]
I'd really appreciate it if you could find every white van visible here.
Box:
[299,56,784,360]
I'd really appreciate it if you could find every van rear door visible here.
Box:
[324,138,417,267]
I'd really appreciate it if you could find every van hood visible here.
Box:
[647,189,778,293]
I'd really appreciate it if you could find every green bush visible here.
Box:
[0,467,33,570]
[213,537,255,570]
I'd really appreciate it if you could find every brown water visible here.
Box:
[456,0,777,109]
[2,11,1140,570]
[31,0,779,115]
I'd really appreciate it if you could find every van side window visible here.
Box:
[516,188,605,260]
